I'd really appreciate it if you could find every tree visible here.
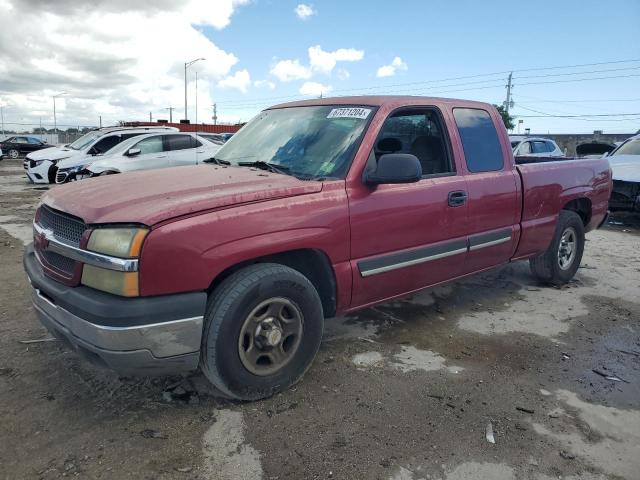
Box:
[494,104,515,131]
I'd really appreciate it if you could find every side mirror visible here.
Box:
[364,153,422,185]
[127,148,141,157]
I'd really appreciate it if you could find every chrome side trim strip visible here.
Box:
[360,247,467,277]
[32,287,203,357]
[33,222,139,272]
[469,236,511,251]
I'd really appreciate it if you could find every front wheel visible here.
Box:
[530,210,585,285]
[200,263,324,400]
[8,149,19,159]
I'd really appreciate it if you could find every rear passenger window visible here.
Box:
[453,108,504,173]
[532,141,548,154]
[166,135,196,151]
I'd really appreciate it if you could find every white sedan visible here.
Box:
[510,136,565,157]
[55,132,221,183]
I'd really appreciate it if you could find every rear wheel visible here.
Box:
[200,263,324,400]
[530,210,585,285]
[8,149,19,159]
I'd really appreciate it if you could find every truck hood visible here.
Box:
[42,165,324,225]
[612,161,640,183]
[27,146,81,162]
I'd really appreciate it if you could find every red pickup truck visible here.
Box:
[24,96,611,400]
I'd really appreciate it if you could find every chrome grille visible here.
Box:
[38,205,85,246]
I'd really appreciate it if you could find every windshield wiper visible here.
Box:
[203,157,231,165]
[238,161,290,175]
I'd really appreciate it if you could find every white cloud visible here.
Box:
[269,45,363,84]
[270,59,312,82]
[217,69,251,93]
[299,81,332,97]
[254,79,276,89]
[0,0,249,126]
[294,3,315,20]
[308,45,363,74]
[337,69,350,80]
[376,56,408,78]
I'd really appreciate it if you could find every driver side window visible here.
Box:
[134,136,164,155]
[372,108,453,177]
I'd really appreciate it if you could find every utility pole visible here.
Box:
[0,104,4,137]
[149,112,153,122]
[212,103,217,126]
[99,115,102,128]
[52,92,66,139]
[165,106,174,123]
[504,72,513,114]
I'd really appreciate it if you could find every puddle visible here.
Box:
[392,346,463,374]
[202,410,263,480]
[532,389,640,479]
[352,351,384,367]
[351,346,463,375]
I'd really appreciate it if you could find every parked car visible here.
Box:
[0,136,49,159]
[55,132,222,183]
[24,96,611,400]
[607,134,640,212]
[195,133,226,145]
[24,126,178,184]
[0,147,3,161]
[576,141,617,158]
[510,136,564,157]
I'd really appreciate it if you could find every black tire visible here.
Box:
[200,263,324,401]
[530,210,585,285]
[8,149,20,159]
[48,165,57,184]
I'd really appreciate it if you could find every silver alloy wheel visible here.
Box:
[238,297,304,376]
[8,149,19,159]
[557,227,577,270]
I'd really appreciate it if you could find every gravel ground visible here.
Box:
[1,157,639,480]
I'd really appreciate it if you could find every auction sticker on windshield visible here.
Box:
[327,108,371,119]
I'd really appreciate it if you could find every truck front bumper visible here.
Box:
[24,246,207,376]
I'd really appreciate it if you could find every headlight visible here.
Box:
[81,227,148,296]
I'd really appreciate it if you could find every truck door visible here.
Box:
[450,107,519,274]
[348,107,469,308]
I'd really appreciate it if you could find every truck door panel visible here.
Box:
[348,107,469,308]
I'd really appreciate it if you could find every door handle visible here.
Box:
[448,190,467,207]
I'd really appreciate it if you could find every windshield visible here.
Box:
[214,105,373,179]
[612,138,640,156]
[68,131,103,150]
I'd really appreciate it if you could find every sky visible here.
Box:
[0,0,639,134]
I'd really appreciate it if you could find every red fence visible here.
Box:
[122,121,242,134]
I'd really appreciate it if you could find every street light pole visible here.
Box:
[184,58,205,122]
[52,92,67,140]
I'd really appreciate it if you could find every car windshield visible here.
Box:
[612,138,640,156]
[68,131,103,150]
[214,105,373,179]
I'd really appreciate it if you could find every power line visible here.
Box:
[216,58,640,107]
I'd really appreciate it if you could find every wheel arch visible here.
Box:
[562,197,592,226]
[207,248,338,318]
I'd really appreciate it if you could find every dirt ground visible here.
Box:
[1,157,639,480]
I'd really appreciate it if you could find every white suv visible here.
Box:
[55,132,221,183]
[510,136,565,157]
[24,126,178,184]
